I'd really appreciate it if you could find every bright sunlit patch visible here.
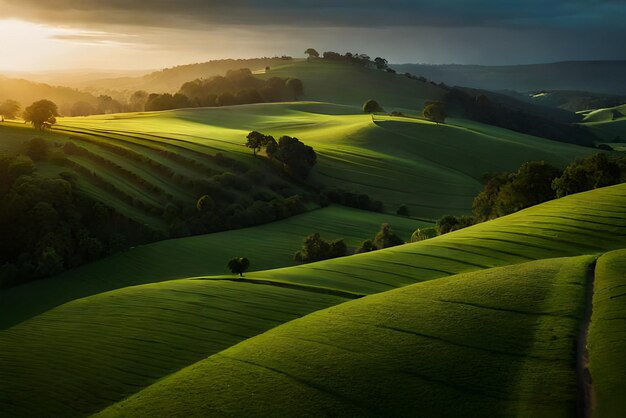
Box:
[0,19,139,71]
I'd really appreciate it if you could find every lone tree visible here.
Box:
[374,57,389,70]
[362,99,384,114]
[423,101,447,124]
[227,257,250,277]
[23,100,59,130]
[246,131,266,156]
[305,48,320,59]
[286,78,304,100]
[0,99,20,121]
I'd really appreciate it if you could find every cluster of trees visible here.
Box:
[293,223,406,264]
[472,154,626,223]
[357,223,404,253]
[363,99,384,113]
[294,233,347,263]
[0,144,154,288]
[321,188,384,212]
[443,88,598,147]
[426,153,626,241]
[245,131,317,179]
[153,68,304,111]
[304,49,395,73]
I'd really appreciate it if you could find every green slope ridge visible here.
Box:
[247,183,626,294]
[1,185,625,417]
[0,279,348,418]
[258,60,446,109]
[0,205,424,329]
[56,102,592,218]
[588,249,626,418]
[94,255,595,418]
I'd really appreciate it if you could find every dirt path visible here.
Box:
[576,259,597,418]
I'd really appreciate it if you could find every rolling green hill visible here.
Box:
[0,205,425,329]
[2,184,626,417]
[588,249,626,418]
[53,102,592,219]
[259,60,446,110]
[96,255,594,418]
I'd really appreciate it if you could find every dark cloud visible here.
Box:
[2,0,626,30]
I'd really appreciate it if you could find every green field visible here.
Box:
[2,184,626,417]
[96,255,593,418]
[588,249,626,417]
[0,205,425,329]
[51,102,592,219]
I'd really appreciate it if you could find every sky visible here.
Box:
[0,0,625,71]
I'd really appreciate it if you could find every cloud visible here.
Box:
[1,0,625,30]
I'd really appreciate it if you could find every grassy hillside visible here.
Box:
[259,60,446,110]
[54,102,592,219]
[1,185,625,417]
[246,183,626,294]
[0,205,425,329]
[588,249,626,418]
[579,104,626,149]
[0,279,349,418]
[95,255,594,418]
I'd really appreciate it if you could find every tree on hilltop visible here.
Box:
[227,257,250,277]
[423,101,447,124]
[305,48,320,59]
[363,99,384,114]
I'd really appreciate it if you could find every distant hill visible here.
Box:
[0,76,97,115]
[391,61,626,95]
[73,58,298,94]
[506,90,626,112]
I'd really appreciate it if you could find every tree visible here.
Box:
[423,101,447,124]
[362,99,384,114]
[23,100,59,130]
[0,100,20,121]
[294,233,347,263]
[129,90,149,112]
[357,223,404,253]
[372,223,404,249]
[96,95,122,114]
[246,131,266,156]
[227,257,250,277]
[436,215,474,235]
[374,57,389,70]
[266,136,317,179]
[305,48,320,59]
[286,78,304,100]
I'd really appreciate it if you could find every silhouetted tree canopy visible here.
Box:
[71,101,96,117]
[0,99,20,121]
[286,78,304,100]
[363,99,384,113]
[305,48,320,59]
[473,161,562,221]
[552,153,622,198]
[227,257,250,277]
[294,233,347,263]
[423,101,447,124]
[357,223,404,253]
[266,135,317,179]
[23,100,58,130]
